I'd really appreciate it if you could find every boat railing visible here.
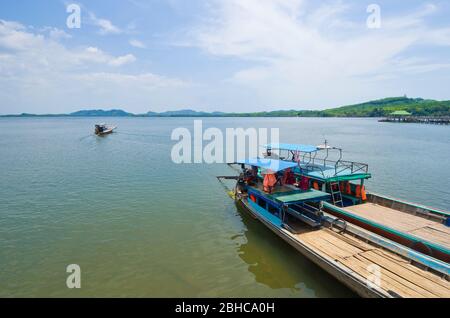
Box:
[335,160,369,175]
[298,158,368,179]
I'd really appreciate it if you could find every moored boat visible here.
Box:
[218,158,450,298]
[263,142,450,263]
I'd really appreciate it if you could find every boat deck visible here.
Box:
[289,226,450,297]
[343,203,450,250]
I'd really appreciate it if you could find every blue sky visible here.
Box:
[0,0,450,114]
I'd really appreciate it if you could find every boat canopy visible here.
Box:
[236,158,298,173]
[264,143,319,153]
[270,189,331,204]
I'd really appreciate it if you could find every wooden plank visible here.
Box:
[323,211,450,277]
[372,249,450,289]
[334,242,441,297]
[299,232,355,260]
[318,230,365,256]
[338,256,424,298]
[295,227,450,297]
[351,254,438,298]
[409,226,450,247]
[344,203,433,232]
[343,203,450,249]
[282,228,388,298]
[329,231,375,252]
[299,229,450,296]
[360,250,450,297]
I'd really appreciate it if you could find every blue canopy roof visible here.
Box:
[236,158,298,172]
[264,143,319,153]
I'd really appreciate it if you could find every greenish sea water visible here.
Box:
[0,117,448,297]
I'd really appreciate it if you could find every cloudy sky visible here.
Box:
[0,0,449,114]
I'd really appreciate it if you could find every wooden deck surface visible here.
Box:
[291,227,450,298]
[343,203,450,250]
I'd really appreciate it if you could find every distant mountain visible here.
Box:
[2,97,449,117]
[149,109,226,117]
[70,109,133,117]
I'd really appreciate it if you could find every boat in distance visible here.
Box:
[94,124,117,136]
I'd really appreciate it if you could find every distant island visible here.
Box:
[2,96,449,118]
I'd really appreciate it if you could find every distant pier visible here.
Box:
[379,116,450,125]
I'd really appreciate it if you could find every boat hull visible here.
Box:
[95,128,115,136]
[236,197,386,298]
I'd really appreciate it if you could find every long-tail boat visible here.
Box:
[94,123,116,136]
[217,158,450,298]
[262,143,450,263]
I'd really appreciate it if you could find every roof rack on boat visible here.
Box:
[264,141,370,182]
[235,158,297,173]
[264,143,319,153]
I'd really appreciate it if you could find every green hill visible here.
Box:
[219,97,450,117]
[319,97,450,117]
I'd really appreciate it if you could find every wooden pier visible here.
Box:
[379,116,450,125]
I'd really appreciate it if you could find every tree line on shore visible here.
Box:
[3,96,449,117]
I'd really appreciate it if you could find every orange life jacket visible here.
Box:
[355,185,361,198]
[263,174,277,192]
[313,181,319,190]
[361,185,367,201]
[346,182,352,195]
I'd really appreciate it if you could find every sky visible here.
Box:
[0,0,450,114]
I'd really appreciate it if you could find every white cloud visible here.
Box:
[0,19,189,114]
[88,12,122,35]
[74,72,187,88]
[48,28,72,40]
[109,54,137,66]
[185,0,450,108]
[0,19,44,50]
[129,39,146,48]
[2,2,450,114]
[38,26,72,40]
